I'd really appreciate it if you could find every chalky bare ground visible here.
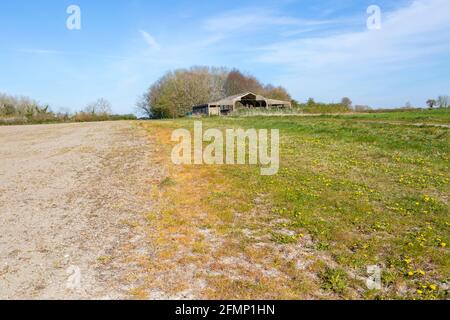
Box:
[0,121,161,299]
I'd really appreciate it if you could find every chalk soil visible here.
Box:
[0,121,159,299]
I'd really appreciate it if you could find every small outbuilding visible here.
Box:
[192,92,292,116]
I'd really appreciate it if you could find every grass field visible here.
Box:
[138,109,449,300]
[328,108,450,125]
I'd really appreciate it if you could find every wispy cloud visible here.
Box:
[8,0,446,112]
[254,0,450,105]
[260,0,450,66]
[18,48,63,55]
[204,8,339,35]
[139,30,161,51]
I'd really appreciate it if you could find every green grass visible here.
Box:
[231,107,450,125]
[315,108,450,124]
[143,109,449,299]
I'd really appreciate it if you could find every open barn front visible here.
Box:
[235,93,268,109]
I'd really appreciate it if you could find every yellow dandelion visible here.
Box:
[417,270,426,276]
[417,290,423,295]
[429,285,437,291]
[407,271,414,277]
[441,242,447,248]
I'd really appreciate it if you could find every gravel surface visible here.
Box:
[0,121,159,299]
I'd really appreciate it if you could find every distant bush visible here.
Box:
[301,103,352,114]
[232,107,300,117]
[354,105,372,112]
[294,98,353,114]
[108,114,137,120]
[364,107,425,114]
[72,112,110,123]
[230,98,354,116]
[65,112,136,123]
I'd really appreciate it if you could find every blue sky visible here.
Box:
[1,0,449,113]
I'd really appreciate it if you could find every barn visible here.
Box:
[192,92,292,116]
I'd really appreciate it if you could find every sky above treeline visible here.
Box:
[0,0,449,113]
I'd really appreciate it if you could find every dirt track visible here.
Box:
[0,121,159,299]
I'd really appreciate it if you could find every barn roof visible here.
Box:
[208,92,290,107]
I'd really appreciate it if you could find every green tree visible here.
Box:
[307,98,316,106]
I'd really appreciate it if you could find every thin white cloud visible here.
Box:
[258,0,450,69]
[204,8,338,34]
[18,49,63,55]
[139,30,161,51]
[254,0,450,106]
[90,0,450,110]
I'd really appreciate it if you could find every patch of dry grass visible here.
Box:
[129,121,345,299]
[128,113,449,300]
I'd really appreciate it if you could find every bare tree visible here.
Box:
[85,98,112,115]
[224,69,264,96]
[437,95,449,108]
[264,85,291,101]
[208,67,228,101]
[136,92,153,118]
[0,92,47,117]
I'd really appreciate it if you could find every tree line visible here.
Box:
[3,68,449,124]
[0,94,135,125]
[137,66,292,119]
[0,93,50,118]
[291,97,357,114]
[426,96,449,109]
